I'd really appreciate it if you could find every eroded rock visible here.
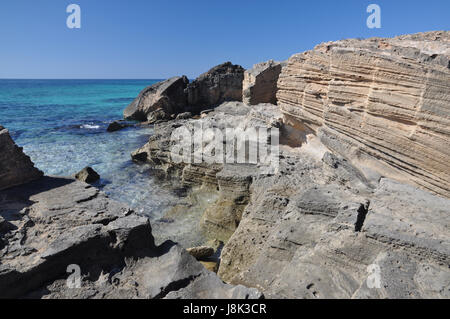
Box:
[243,60,283,105]
[124,76,189,122]
[0,126,43,190]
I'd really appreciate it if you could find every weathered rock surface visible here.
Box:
[277,31,450,198]
[75,166,100,184]
[186,62,245,111]
[124,76,189,122]
[0,133,262,299]
[0,126,43,191]
[187,246,215,260]
[243,60,283,105]
[133,95,450,299]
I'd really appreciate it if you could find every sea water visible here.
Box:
[0,79,209,247]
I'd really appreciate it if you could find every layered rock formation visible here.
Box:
[243,60,283,105]
[277,31,450,198]
[0,126,42,191]
[0,126,261,299]
[124,76,189,122]
[132,97,449,299]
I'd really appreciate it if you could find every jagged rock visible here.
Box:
[243,60,283,105]
[0,126,43,190]
[187,246,215,259]
[176,112,192,120]
[75,166,100,184]
[277,31,450,198]
[185,62,244,111]
[0,176,262,299]
[124,76,189,121]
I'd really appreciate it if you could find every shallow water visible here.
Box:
[0,79,208,247]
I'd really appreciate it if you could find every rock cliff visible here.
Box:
[277,31,450,198]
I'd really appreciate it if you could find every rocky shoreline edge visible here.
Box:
[1,31,449,299]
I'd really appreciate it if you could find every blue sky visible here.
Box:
[0,0,448,79]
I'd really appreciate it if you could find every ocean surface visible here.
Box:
[0,79,211,246]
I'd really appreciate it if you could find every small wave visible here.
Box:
[80,124,101,129]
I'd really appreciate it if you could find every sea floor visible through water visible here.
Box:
[0,79,210,247]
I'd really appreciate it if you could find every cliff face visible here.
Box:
[0,126,43,190]
[277,31,450,198]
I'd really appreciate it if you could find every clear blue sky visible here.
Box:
[0,0,448,79]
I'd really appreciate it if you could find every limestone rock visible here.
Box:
[277,31,450,198]
[187,246,215,259]
[124,76,189,121]
[243,60,283,105]
[0,125,43,190]
[186,62,244,111]
[75,166,100,184]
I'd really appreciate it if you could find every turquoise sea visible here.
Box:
[0,79,209,246]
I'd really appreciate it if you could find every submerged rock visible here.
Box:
[75,166,100,184]
[107,121,126,132]
[0,125,43,191]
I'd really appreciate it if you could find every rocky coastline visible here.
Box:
[1,31,449,299]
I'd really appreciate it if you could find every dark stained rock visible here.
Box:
[123,76,189,121]
[107,121,125,132]
[185,62,245,111]
[176,112,192,120]
[75,167,100,184]
[0,125,43,191]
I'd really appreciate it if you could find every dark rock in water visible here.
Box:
[123,76,189,121]
[107,121,126,132]
[75,166,100,184]
[0,125,43,191]
[185,62,244,111]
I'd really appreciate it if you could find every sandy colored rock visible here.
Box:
[243,60,282,105]
[277,31,450,198]
[0,125,43,191]
[187,246,215,259]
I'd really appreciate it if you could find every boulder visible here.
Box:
[277,31,450,198]
[186,62,244,111]
[0,125,43,190]
[75,167,100,184]
[243,60,283,105]
[123,76,189,121]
